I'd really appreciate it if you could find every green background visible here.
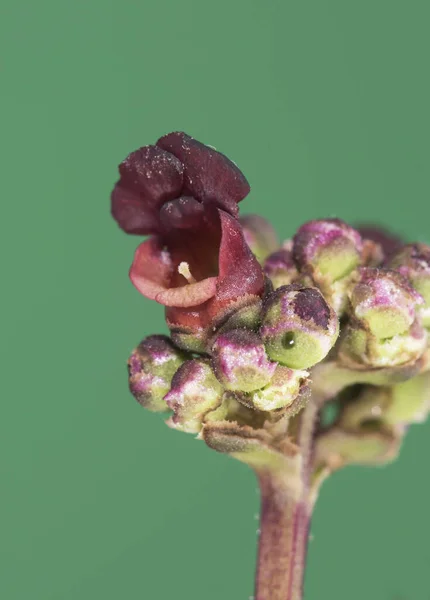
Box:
[2,1,430,598]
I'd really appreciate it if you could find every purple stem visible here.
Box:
[254,400,319,600]
[255,474,310,600]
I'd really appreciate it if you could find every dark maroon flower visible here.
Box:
[130,209,264,307]
[112,133,265,349]
[111,131,250,235]
[129,209,265,352]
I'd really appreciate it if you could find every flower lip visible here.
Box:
[112,132,250,235]
[129,208,265,310]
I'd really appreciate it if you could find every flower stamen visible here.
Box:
[178,261,196,284]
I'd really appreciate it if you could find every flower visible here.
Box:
[112,132,265,351]
[111,131,250,234]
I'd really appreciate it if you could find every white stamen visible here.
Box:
[178,261,196,284]
[371,405,382,417]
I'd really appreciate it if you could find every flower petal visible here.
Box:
[113,145,184,234]
[129,237,174,300]
[159,196,205,230]
[130,237,217,308]
[157,132,250,216]
[119,145,184,199]
[156,277,217,307]
[215,210,265,303]
[111,183,160,235]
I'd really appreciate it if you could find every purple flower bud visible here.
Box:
[128,335,185,411]
[260,284,339,369]
[211,330,277,392]
[250,366,309,411]
[264,242,298,290]
[389,243,430,326]
[349,268,424,339]
[165,360,223,433]
[240,214,279,263]
[293,219,363,284]
[357,225,403,261]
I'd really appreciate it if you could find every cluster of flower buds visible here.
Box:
[113,131,430,477]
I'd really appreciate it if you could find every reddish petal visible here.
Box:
[111,183,160,235]
[130,237,217,308]
[156,277,217,307]
[129,237,174,301]
[119,145,184,200]
[113,145,184,234]
[215,210,265,303]
[157,132,250,216]
[159,196,205,230]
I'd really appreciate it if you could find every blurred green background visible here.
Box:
[2,0,430,598]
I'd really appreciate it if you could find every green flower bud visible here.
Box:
[165,359,223,433]
[339,320,427,368]
[250,366,309,411]
[211,330,277,392]
[202,420,294,471]
[349,268,423,339]
[264,242,299,290]
[240,214,279,263]
[293,219,363,284]
[314,427,401,470]
[389,243,430,327]
[211,295,263,337]
[340,373,430,428]
[128,335,186,411]
[260,284,339,369]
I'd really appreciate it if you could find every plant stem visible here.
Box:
[254,399,319,600]
[255,473,310,600]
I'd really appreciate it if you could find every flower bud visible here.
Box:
[260,285,339,369]
[128,335,186,411]
[264,243,298,289]
[314,427,400,470]
[339,319,427,368]
[165,360,223,433]
[389,243,430,327]
[240,214,279,263]
[348,268,423,339]
[250,366,309,411]
[211,295,263,337]
[211,330,277,392]
[358,225,403,261]
[340,373,430,428]
[293,219,363,284]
